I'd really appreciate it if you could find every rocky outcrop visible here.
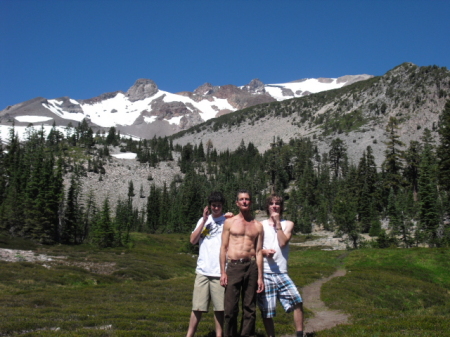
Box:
[81,91,123,104]
[194,83,219,96]
[318,77,334,83]
[126,79,158,102]
[191,82,275,110]
[149,96,191,119]
[55,97,83,114]
[242,79,266,94]
[339,74,373,86]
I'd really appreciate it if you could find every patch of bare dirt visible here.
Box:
[0,248,116,275]
[292,231,347,250]
[0,248,65,263]
[301,269,349,334]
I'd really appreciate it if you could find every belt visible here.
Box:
[227,256,256,264]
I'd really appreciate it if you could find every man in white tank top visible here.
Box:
[258,194,304,337]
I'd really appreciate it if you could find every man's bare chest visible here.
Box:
[230,221,258,238]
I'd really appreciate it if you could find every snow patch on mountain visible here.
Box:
[111,153,137,159]
[265,78,349,101]
[15,116,54,123]
[44,99,86,122]
[41,90,235,128]
[0,125,66,141]
[144,116,157,124]
[167,116,183,125]
[80,92,155,127]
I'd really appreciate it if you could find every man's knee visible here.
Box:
[293,302,303,312]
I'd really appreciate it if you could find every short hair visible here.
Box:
[265,194,284,218]
[236,189,252,201]
[208,191,225,205]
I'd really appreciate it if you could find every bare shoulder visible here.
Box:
[224,215,239,226]
[223,217,233,229]
[284,220,295,231]
[255,220,264,232]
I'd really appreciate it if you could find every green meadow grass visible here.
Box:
[1,233,449,336]
[319,248,450,336]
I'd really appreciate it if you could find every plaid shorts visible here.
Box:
[257,273,302,318]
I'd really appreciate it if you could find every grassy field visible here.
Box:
[320,248,450,336]
[0,232,449,336]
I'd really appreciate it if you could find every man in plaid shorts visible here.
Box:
[258,194,304,337]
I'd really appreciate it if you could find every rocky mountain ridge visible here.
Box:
[0,74,371,140]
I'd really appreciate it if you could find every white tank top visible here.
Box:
[262,219,289,273]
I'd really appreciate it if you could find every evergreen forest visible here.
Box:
[1,99,450,249]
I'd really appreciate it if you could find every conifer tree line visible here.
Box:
[1,101,450,248]
[0,122,174,246]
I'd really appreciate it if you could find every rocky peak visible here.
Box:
[193,83,218,96]
[242,79,266,94]
[56,96,83,114]
[126,79,158,102]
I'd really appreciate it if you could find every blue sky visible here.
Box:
[1,0,450,109]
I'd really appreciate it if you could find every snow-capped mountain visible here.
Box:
[0,75,372,140]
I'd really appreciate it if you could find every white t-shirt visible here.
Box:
[262,219,289,274]
[193,214,225,277]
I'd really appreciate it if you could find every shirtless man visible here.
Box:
[220,189,264,337]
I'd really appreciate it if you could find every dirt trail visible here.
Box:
[280,269,349,337]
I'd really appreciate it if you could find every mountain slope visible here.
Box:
[171,63,450,167]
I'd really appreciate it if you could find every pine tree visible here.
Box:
[128,180,135,198]
[82,189,97,242]
[0,135,4,207]
[329,138,348,179]
[146,184,161,233]
[179,143,194,173]
[176,170,208,232]
[90,197,115,248]
[21,143,47,242]
[114,198,135,246]
[404,141,422,202]
[382,117,405,194]
[0,126,25,233]
[62,175,81,244]
[332,188,359,248]
[46,156,64,243]
[418,129,440,246]
[387,188,401,238]
[197,141,205,162]
[316,173,332,230]
[106,126,119,146]
[437,100,450,210]
[159,182,170,231]
[396,189,415,247]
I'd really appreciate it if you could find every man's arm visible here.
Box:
[281,220,294,241]
[261,248,276,258]
[190,206,209,245]
[272,212,293,248]
[255,221,265,293]
[220,219,231,287]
